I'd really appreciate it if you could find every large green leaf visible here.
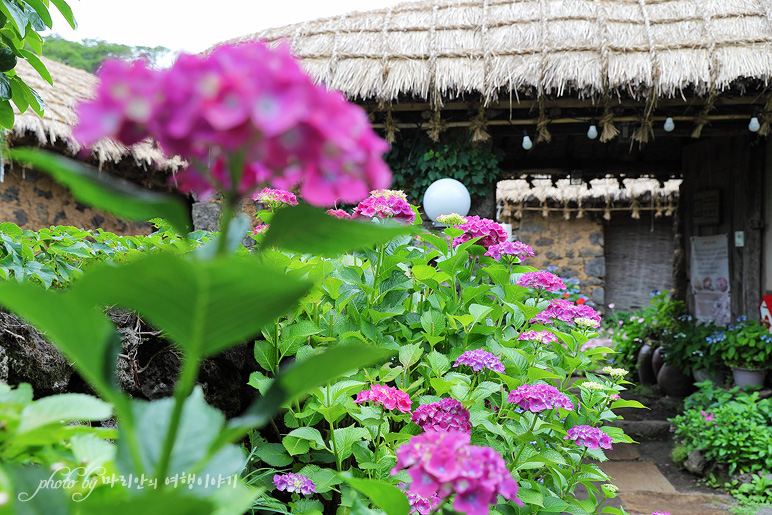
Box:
[263,204,415,257]
[0,281,120,401]
[71,253,312,360]
[50,0,76,29]
[0,0,28,37]
[18,394,112,433]
[0,99,13,128]
[8,148,190,237]
[20,0,52,28]
[341,476,409,515]
[16,48,52,84]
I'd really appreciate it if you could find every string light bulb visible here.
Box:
[522,130,533,150]
[587,121,598,140]
[749,116,761,132]
[663,117,675,132]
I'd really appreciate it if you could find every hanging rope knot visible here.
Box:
[631,199,640,219]
[691,90,717,139]
[384,107,399,144]
[599,101,619,143]
[541,202,549,218]
[426,109,447,142]
[562,201,571,220]
[469,104,490,142]
[515,201,524,220]
[536,96,552,144]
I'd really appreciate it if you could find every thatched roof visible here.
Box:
[499,176,681,203]
[231,0,772,104]
[10,57,181,171]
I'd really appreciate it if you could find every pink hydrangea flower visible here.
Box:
[399,483,442,515]
[452,216,508,249]
[485,240,535,261]
[517,271,566,292]
[391,431,522,515]
[354,384,412,413]
[74,42,391,205]
[517,330,558,345]
[564,425,613,450]
[508,384,574,412]
[253,187,298,208]
[652,512,672,515]
[412,398,472,433]
[530,299,602,326]
[453,349,505,373]
[700,410,715,422]
[353,192,415,224]
[326,208,353,220]
[251,224,269,236]
[273,473,316,495]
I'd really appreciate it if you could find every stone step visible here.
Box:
[617,491,734,515]
[599,461,677,494]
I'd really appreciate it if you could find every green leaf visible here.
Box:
[341,476,409,515]
[21,0,52,27]
[0,98,13,127]
[50,0,76,29]
[253,442,293,467]
[282,434,311,455]
[18,393,112,433]
[0,72,11,100]
[8,148,191,237]
[71,253,312,360]
[78,488,214,514]
[298,465,341,494]
[0,46,16,72]
[286,426,326,450]
[16,48,51,84]
[0,0,28,37]
[398,343,423,368]
[263,204,416,257]
[253,340,276,373]
[427,350,451,376]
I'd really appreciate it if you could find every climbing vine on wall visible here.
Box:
[384,131,503,203]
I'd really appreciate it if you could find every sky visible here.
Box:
[48,0,406,57]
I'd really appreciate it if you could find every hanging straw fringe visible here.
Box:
[654,196,664,218]
[603,195,612,220]
[469,103,490,142]
[536,96,551,144]
[515,201,524,220]
[691,90,717,138]
[384,106,399,144]
[562,201,571,220]
[664,196,674,217]
[576,199,585,219]
[541,202,549,218]
[599,98,619,143]
[631,199,640,219]
[427,109,447,142]
[632,95,655,146]
[758,94,772,136]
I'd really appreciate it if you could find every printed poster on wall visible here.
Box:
[690,235,731,325]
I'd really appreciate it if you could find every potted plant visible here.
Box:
[717,317,772,388]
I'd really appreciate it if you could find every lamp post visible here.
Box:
[423,178,471,226]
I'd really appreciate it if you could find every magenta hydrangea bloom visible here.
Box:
[74,42,391,205]
[453,349,505,373]
[253,187,298,207]
[452,216,508,249]
[530,299,602,326]
[399,484,442,515]
[251,224,269,236]
[485,240,535,261]
[412,398,472,433]
[353,193,415,224]
[392,431,522,515]
[517,271,566,292]
[273,473,316,495]
[508,384,574,412]
[354,384,412,413]
[564,425,613,450]
[327,208,353,220]
[517,330,558,345]
[652,512,672,515]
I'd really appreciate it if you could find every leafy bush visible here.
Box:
[670,383,772,476]
[715,317,772,370]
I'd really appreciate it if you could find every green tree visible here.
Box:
[42,34,170,72]
[0,0,76,129]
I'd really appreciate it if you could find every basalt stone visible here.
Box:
[33,187,52,200]
[579,247,604,258]
[585,257,606,278]
[685,450,707,476]
[22,170,40,183]
[566,235,582,244]
[585,278,603,286]
[75,202,88,212]
[589,232,604,246]
[558,267,578,278]
[91,215,105,227]
[13,209,27,226]
[52,210,67,224]
[35,203,48,224]
[565,249,575,258]
[568,258,581,266]
[534,237,554,246]
[545,251,561,260]
[591,288,605,305]
[1,186,19,202]
[192,202,221,232]
[519,218,549,235]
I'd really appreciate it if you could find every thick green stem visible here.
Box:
[327,386,342,472]
[512,414,540,467]
[156,357,201,482]
[215,196,237,257]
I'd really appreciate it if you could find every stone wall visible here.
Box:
[0,166,153,234]
[506,211,606,305]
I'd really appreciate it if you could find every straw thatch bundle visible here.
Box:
[10,57,181,172]
[229,0,772,104]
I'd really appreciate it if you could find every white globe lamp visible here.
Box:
[423,178,471,225]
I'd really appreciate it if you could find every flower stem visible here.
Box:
[215,195,237,257]
[511,413,540,467]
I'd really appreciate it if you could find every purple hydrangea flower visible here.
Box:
[507,384,574,412]
[451,216,508,249]
[517,271,566,292]
[398,483,442,515]
[530,299,601,326]
[517,330,558,345]
[273,473,316,495]
[453,349,505,373]
[564,425,613,450]
[412,398,472,433]
[484,241,535,262]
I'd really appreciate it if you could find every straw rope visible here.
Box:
[428,0,440,109]
[632,95,656,145]
[599,96,619,143]
[427,109,447,142]
[469,103,490,142]
[691,90,717,138]
[536,96,552,144]
[384,106,400,144]
[758,94,772,136]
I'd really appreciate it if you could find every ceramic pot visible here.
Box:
[651,346,664,377]
[731,367,767,389]
[657,363,695,397]
[636,343,657,385]
[692,368,724,387]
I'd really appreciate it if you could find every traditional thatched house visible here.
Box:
[2,57,183,234]
[230,0,772,320]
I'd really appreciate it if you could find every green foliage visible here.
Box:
[716,317,772,370]
[0,0,76,129]
[670,383,772,476]
[41,34,171,72]
[384,131,502,203]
